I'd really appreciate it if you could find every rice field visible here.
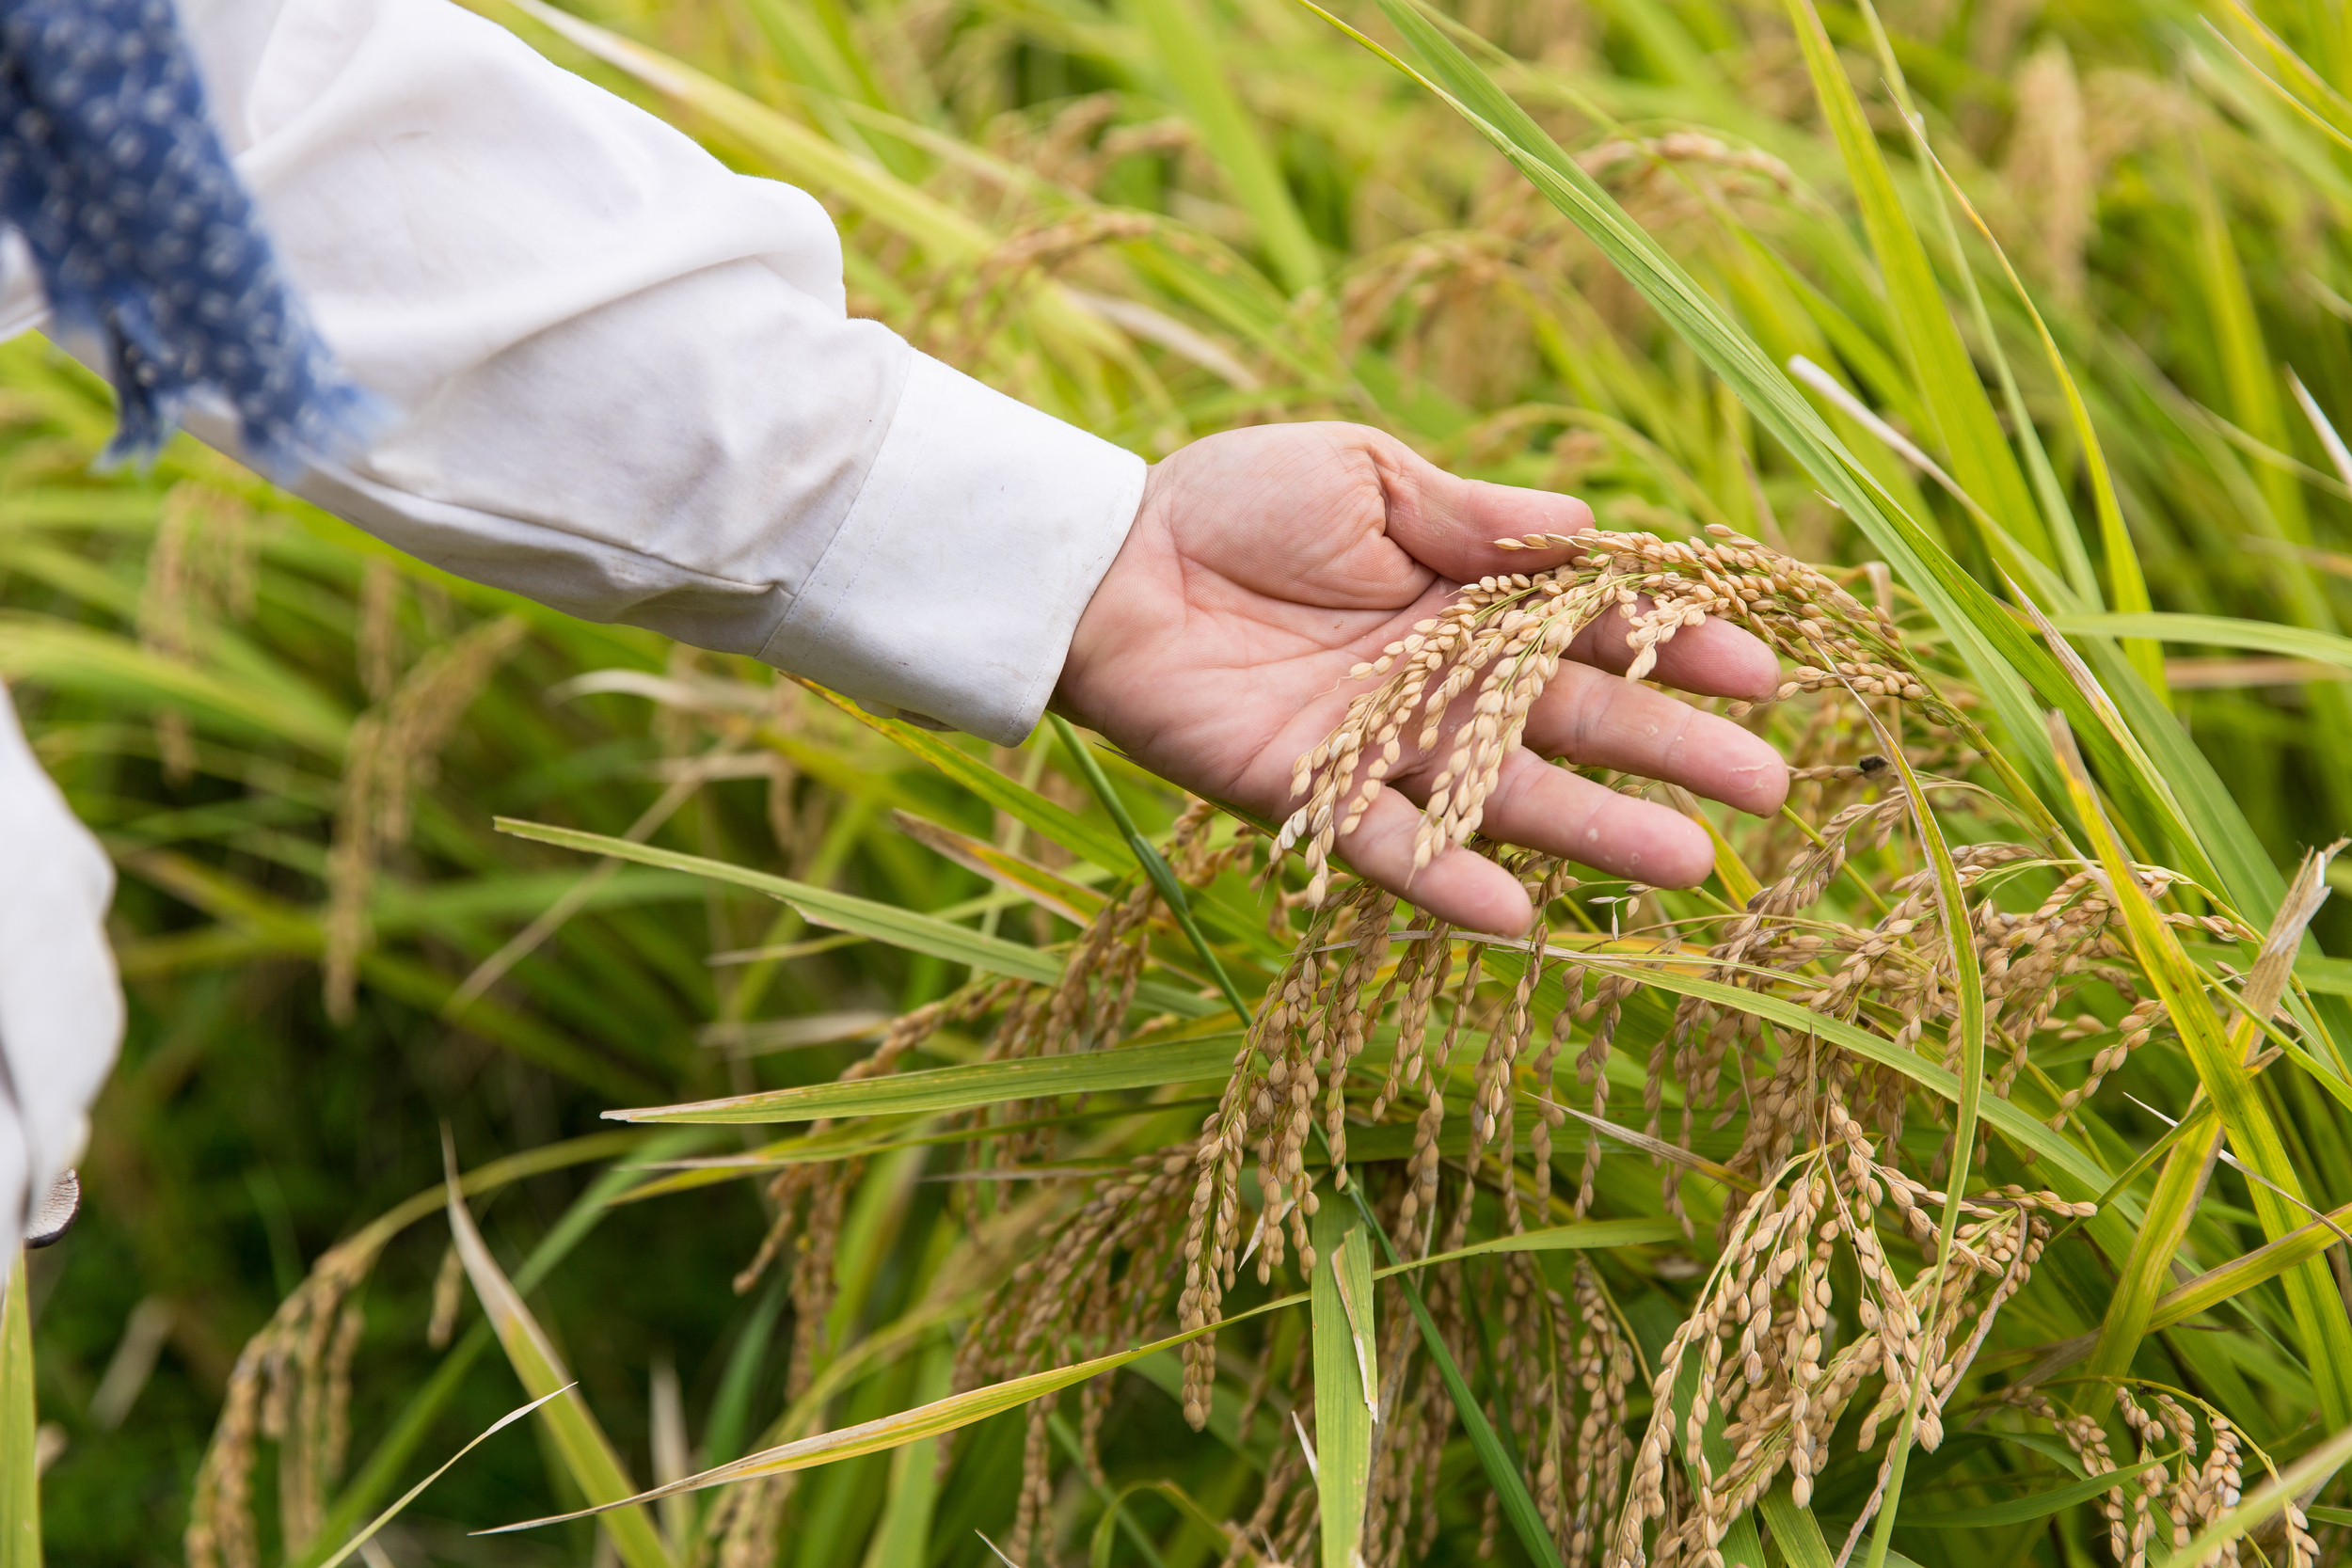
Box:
[10,0,2352,1563]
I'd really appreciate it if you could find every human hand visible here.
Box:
[1055,422,1789,936]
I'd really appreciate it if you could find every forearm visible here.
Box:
[0,0,1144,741]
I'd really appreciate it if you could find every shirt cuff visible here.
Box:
[760,353,1146,746]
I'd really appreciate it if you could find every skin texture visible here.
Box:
[1056,421,1790,937]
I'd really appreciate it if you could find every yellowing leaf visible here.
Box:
[2,1254,38,1568]
[442,1138,675,1568]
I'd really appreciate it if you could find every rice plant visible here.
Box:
[15,0,2352,1563]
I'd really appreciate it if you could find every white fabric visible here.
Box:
[0,0,1152,1250]
[0,697,121,1259]
[0,0,1147,742]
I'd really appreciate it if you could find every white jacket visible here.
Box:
[0,0,1149,1254]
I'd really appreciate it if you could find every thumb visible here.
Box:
[1373,438,1597,582]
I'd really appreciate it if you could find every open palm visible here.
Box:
[1055,423,1791,935]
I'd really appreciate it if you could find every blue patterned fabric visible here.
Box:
[0,0,381,478]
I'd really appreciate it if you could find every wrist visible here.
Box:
[1054,460,1170,731]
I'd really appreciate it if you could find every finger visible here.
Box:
[1569,604,1781,700]
[1475,750,1719,887]
[1328,783,1537,936]
[1370,436,1597,583]
[1523,662,1789,816]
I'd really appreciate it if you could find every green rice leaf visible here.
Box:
[1783,0,2050,574]
[1756,1488,1833,1568]
[442,1138,676,1568]
[606,1034,1243,1124]
[1917,151,2163,692]
[805,683,1132,873]
[1847,685,1986,1564]
[1120,0,1322,295]
[1,1254,37,1568]
[494,818,1217,1018]
[2052,721,2352,1428]
[1557,952,2114,1197]
[1330,1161,1566,1568]
[1087,1480,1231,1568]
[1308,1196,1375,1568]
[2152,1189,2352,1327]
[2049,612,2352,668]
[0,614,348,755]
[479,1284,1321,1537]
[1899,1452,2173,1528]
[314,1389,572,1568]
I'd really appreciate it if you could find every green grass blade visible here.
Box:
[1309,1194,1375,1568]
[1918,150,2165,694]
[2050,611,2352,667]
[1051,715,1255,1024]
[1325,1157,1565,1568]
[1898,1452,2174,1528]
[1848,693,1985,1567]
[2086,1125,2219,1386]
[1121,0,1322,295]
[2113,854,2344,1346]
[495,817,1212,1016]
[123,849,661,1102]
[893,813,1108,927]
[1088,1480,1231,1568]
[605,1034,1242,1124]
[2189,135,2312,556]
[699,1279,787,1476]
[479,1285,1320,1537]
[1850,0,2102,609]
[735,0,904,174]
[2152,1187,2352,1327]
[2059,631,2290,942]
[442,1138,676,1568]
[476,0,1136,378]
[806,684,1131,873]
[1394,1218,1681,1267]
[1756,1487,1833,1568]
[1783,0,2051,572]
[857,1345,954,1568]
[2092,843,2334,1384]
[2,1254,38,1568]
[0,615,348,756]
[315,1389,571,1568]
[2052,721,2352,1429]
[296,1135,701,1565]
[489,0,991,262]
[1308,1194,1374,1568]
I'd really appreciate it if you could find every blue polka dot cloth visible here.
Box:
[0,0,383,479]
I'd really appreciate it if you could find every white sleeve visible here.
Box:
[0,0,1145,744]
[0,689,121,1259]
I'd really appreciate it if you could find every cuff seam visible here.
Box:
[755,350,930,672]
